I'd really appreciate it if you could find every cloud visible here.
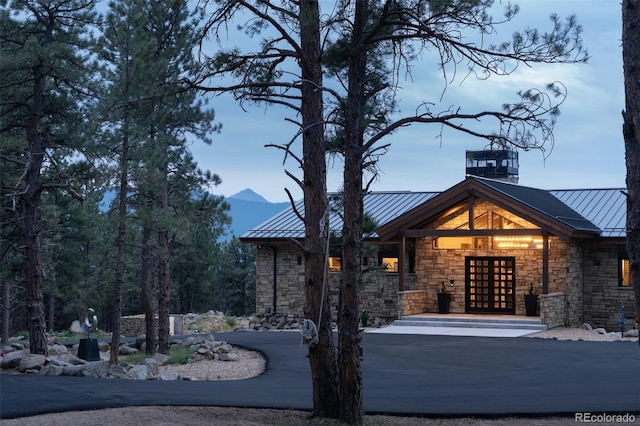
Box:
[192,1,625,202]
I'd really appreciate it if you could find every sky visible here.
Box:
[190,1,625,203]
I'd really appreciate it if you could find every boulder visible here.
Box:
[69,320,82,333]
[156,371,181,381]
[63,354,87,366]
[142,358,159,376]
[108,363,131,379]
[153,353,170,366]
[80,360,110,378]
[119,345,139,355]
[39,364,65,376]
[48,344,68,356]
[1,350,27,369]
[62,365,84,376]
[126,365,151,380]
[18,354,47,372]
[219,351,239,362]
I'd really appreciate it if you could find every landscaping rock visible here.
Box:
[69,320,82,333]
[156,371,181,381]
[119,345,139,355]
[18,354,46,372]
[142,358,159,376]
[126,365,151,380]
[1,350,27,369]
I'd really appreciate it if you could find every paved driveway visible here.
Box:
[1,332,639,419]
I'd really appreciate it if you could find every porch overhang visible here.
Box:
[377,176,602,242]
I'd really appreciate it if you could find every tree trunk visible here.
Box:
[2,272,11,344]
[337,2,367,424]
[157,227,171,355]
[23,60,48,356]
[142,224,156,355]
[622,0,640,347]
[110,120,129,364]
[300,0,340,418]
[47,273,55,333]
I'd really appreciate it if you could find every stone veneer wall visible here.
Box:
[415,236,570,315]
[254,242,412,319]
[252,210,636,329]
[255,243,305,315]
[397,290,428,317]
[413,200,573,316]
[581,242,637,330]
[565,242,584,326]
[540,293,566,329]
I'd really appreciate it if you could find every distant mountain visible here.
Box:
[223,191,289,240]
[98,188,289,241]
[228,188,270,203]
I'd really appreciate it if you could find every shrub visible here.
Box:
[168,344,194,365]
[225,316,237,328]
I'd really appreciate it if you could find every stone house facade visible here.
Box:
[243,176,636,331]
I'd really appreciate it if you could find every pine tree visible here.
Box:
[0,0,99,355]
[99,0,222,357]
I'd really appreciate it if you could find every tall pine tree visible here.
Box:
[0,0,99,355]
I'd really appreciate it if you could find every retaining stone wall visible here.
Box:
[397,290,428,317]
[120,315,183,337]
[540,293,566,329]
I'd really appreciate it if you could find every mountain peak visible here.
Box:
[228,188,269,203]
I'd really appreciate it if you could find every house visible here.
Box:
[240,154,635,331]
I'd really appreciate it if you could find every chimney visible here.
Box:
[465,149,519,183]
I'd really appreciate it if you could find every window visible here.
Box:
[619,257,631,287]
[329,257,341,272]
[381,257,399,272]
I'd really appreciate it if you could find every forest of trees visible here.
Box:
[2,1,638,424]
[0,0,255,354]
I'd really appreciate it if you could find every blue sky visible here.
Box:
[192,0,625,203]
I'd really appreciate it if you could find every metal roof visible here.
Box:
[240,181,627,241]
[474,178,602,233]
[241,192,439,240]
[549,188,626,238]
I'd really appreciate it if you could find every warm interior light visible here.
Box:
[493,236,543,249]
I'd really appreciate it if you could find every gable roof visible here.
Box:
[240,177,626,242]
[376,176,603,241]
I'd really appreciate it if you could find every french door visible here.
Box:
[465,257,516,314]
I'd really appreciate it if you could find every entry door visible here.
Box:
[465,257,516,314]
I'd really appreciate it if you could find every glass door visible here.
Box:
[465,257,516,314]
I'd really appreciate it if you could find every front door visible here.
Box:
[465,257,516,314]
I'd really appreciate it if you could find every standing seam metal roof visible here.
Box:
[549,188,626,238]
[240,181,626,240]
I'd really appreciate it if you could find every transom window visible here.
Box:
[434,212,542,250]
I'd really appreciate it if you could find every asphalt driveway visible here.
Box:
[1,332,639,419]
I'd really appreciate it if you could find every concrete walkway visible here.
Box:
[368,313,546,337]
[367,325,538,337]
